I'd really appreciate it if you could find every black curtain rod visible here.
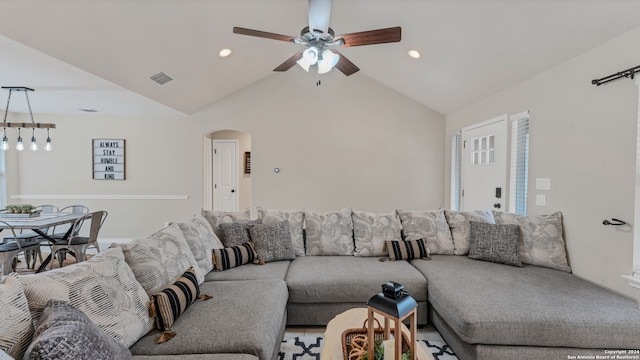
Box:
[592,65,640,86]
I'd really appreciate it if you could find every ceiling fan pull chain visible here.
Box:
[316,73,321,86]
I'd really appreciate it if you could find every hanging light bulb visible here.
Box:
[1,128,8,151]
[44,128,52,151]
[15,128,24,151]
[29,128,38,151]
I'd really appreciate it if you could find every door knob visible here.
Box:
[231,189,235,193]
[493,203,501,209]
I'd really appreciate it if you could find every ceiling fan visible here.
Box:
[233,0,401,76]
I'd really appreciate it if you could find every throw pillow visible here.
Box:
[218,220,261,248]
[304,207,355,256]
[23,300,132,360]
[177,214,224,278]
[19,247,154,348]
[352,210,402,257]
[445,209,495,255]
[397,209,454,254]
[113,223,202,294]
[386,239,430,261]
[212,242,257,271]
[468,221,522,267]
[0,273,33,359]
[493,211,571,272]
[150,268,211,344]
[257,207,305,257]
[201,209,251,240]
[249,221,295,264]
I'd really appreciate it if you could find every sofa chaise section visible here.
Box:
[412,255,640,359]
[130,279,288,360]
[285,255,428,325]
[204,261,291,282]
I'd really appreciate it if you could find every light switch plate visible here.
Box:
[536,194,547,206]
[536,178,551,190]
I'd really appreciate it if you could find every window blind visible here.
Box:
[509,112,529,215]
[450,133,462,211]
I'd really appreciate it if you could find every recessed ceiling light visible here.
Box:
[219,48,232,58]
[408,50,421,59]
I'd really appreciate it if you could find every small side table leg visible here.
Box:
[395,318,402,360]
[410,311,416,360]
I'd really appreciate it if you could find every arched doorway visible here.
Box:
[204,130,251,211]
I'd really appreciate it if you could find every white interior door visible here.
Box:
[213,140,239,211]
[461,115,508,212]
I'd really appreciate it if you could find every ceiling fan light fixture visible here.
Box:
[296,57,311,72]
[302,47,319,65]
[317,49,339,74]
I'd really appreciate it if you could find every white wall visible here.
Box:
[7,113,203,238]
[191,70,446,214]
[445,27,640,299]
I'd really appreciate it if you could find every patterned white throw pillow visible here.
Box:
[305,208,355,256]
[397,209,455,255]
[352,210,402,257]
[445,209,495,255]
[493,211,571,272]
[201,209,251,240]
[178,214,223,279]
[257,207,305,257]
[114,223,202,294]
[0,273,33,359]
[19,247,154,348]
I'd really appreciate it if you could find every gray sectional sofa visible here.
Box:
[2,207,639,360]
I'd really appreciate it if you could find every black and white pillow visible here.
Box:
[24,300,132,360]
[212,242,258,271]
[249,221,295,264]
[219,220,261,248]
[468,221,522,267]
[386,239,430,261]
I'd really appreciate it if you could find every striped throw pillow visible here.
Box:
[212,242,257,271]
[150,268,201,343]
[386,239,431,261]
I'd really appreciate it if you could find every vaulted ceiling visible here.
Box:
[0,0,639,116]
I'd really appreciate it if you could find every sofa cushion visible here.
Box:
[218,221,259,248]
[386,239,430,261]
[286,256,427,304]
[397,209,454,254]
[177,214,223,277]
[468,221,521,267]
[24,300,132,360]
[493,211,570,272]
[151,268,200,336]
[201,209,251,241]
[249,221,295,264]
[130,279,288,360]
[412,255,640,349]
[204,261,291,282]
[212,243,257,271]
[19,247,154,348]
[352,210,402,257]
[305,208,355,256]
[257,207,305,257]
[444,209,494,255]
[0,273,33,359]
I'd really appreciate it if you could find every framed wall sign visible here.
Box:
[93,139,126,180]
[244,151,251,174]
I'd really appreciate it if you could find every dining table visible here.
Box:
[0,212,87,272]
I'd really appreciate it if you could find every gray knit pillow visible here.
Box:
[24,300,132,360]
[249,221,295,264]
[468,221,522,267]
[219,220,261,248]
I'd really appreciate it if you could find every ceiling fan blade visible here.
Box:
[273,50,305,72]
[332,50,359,76]
[233,27,296,42]
[335,26,401,47]
[308,0,332,34]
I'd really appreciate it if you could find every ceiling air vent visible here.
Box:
[149,72,173,85]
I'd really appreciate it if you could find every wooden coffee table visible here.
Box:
[321,308,434,360]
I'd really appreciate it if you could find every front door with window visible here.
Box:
[461,115,508,212]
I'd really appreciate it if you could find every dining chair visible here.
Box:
[0,221,42,275]
[4,204,59,268]
[49,205,90,240]
[50,211,107,269]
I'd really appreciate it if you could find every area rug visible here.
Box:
[278,336,458,360]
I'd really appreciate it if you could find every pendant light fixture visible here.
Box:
[1,86,55,152]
